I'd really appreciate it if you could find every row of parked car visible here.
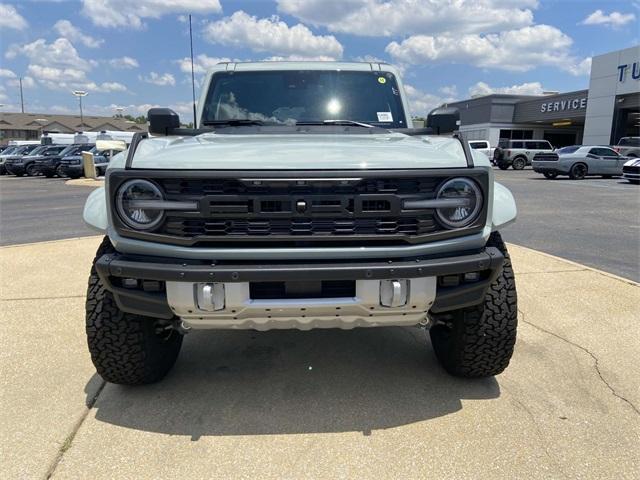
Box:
[0,143,113,178]
[468,137,639,183]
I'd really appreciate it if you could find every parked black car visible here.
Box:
[3,144,53,176]
[34,143,95,177]
[58,147,114,178]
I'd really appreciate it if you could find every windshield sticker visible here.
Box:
[377,77,387,84]
[377,112,393,122]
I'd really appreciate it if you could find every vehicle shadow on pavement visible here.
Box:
[86,327,499,438]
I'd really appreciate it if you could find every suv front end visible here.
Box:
[82,62,518,385]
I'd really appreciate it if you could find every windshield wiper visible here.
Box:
[202,119,266,127]
[296,120,375,128]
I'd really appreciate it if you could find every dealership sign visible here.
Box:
[540,97,587,113]
[617,61,640,82]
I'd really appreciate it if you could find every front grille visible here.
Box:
[623,165,640,174]
[164,216,436,238]
[111,171,488,246]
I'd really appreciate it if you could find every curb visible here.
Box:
[507,242,639,287]
[0,235,102,249]
[65,178,104,188]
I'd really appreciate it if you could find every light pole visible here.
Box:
[72,90,88,130]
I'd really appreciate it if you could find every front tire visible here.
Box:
[429,232,517,378]
[86,237,183,385]
[25,163,38,176]
[56,165,68,178]
[497,162,510,170]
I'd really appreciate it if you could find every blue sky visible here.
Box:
[0,0,638,122]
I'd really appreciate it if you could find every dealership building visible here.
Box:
[451,45,639,147]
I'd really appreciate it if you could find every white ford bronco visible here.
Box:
[83,62,518,385]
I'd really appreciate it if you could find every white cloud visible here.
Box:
[107,56,139,69]
[0,3,28,30]
[468,81,545,97]
[5,75,36,89]
[386,25,590,75]
[54,20,104,48]
[141,72,176,86]
[438,85,458,97]
[6,38,94,71]
[81,0,222,29]
[176,54,231,74]
[581,10,636,28]
[5,36,136,93]
[98,82,128,92]
[203,11,343,59]
[404,83,457,117]
[0,68,17,79]
[277,0,537,36]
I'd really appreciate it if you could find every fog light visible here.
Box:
[196,283,225,311]
[439,275,460,287]
[464,272,480,282]
[122,278,138,288]
[380,279,408,307]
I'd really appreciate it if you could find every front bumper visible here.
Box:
[4,163,25,175]
[59,164,83,177]
[95,247,504,329]
[35,163,57,176]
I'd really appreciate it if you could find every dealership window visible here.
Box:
[499,129,533,140]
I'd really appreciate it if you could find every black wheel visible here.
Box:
[543,172,557,179]
[569,163,587,180]
[512,157,526,170]
[86,237,183,385]
[497,162,509,170]
[56,165,68,178]
[25,163,38,176]
[429,232,517,378]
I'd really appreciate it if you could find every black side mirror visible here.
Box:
[426,107,460,135]
[148,108,180,136]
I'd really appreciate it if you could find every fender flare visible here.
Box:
[83,186,108,232]
[491,181,517,231]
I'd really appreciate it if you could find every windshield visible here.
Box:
[1,147,17,155]
[201,70,407,128]
[27,146,48,156]
[13,145,37,155]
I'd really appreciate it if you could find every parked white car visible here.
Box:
[532,145,628,179]
[622,158,640,184]
[468,140,495,162]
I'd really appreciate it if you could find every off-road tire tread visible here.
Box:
[86,236,182,385]
[430,232,517,377]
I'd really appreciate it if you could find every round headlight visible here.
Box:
[116,179,164,230]
[435,177,482,229]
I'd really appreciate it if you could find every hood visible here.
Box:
[114,132,468,170]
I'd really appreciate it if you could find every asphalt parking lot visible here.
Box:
[1,169,638,281]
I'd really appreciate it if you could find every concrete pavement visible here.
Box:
[0,237,638,479]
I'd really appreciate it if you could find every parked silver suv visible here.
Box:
[613,137,639,158]
[494,139,554,170]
